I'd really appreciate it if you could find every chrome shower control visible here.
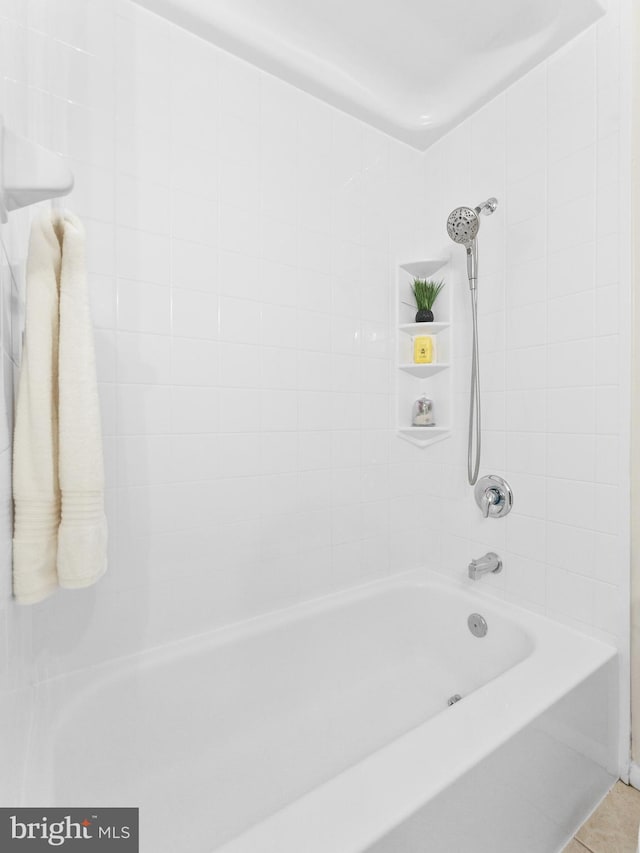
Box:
[474,475,513,518]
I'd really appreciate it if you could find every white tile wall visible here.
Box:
[419,2,630,650]
[0,0,428,688]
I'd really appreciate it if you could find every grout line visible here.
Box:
[563,835,597,853]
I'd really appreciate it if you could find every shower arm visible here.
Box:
[475,198,498,217]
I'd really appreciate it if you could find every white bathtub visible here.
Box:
[23,572,617,853]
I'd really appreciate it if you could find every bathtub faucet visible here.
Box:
[468,552,502,580]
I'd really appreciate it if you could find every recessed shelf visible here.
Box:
[399,362,449,377]
[398,427,451,448]
[398,322,450,337]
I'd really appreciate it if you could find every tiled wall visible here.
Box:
[0,0,431,687]
[419,0,630,654]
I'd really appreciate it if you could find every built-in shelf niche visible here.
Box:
[396,257,451,448]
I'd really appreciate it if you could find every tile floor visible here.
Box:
[563,782,640,853]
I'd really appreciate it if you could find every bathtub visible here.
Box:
[23,572,617,853]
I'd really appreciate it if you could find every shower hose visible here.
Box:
[468,287,481,486]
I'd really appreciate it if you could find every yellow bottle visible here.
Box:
[413,335,433,364]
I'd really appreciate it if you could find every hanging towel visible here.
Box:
[12,213,61,603]
[12,211,107,604]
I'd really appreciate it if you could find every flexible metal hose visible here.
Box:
[468,287,481,485]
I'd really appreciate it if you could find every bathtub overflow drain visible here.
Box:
[447,694,462,707]
[468,613,488,638]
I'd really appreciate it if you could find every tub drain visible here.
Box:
[447,694,462,707]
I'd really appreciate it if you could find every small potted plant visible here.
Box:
[411,278,445,322]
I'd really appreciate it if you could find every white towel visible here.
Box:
[12,211,107,604]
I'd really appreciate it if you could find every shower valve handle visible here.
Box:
[481,488,500,518]
[474,475,513,519]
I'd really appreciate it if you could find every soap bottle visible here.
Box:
[413,335,433,364]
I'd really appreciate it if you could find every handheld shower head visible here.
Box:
[446,197,498,487]
[447,206,480,289]
[446,198,498,289]
[446,206,480,248]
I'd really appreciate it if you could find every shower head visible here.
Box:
[446,198,498,289]
[447,206,480,247]
[446,199,497,247]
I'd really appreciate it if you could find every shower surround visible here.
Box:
[0,0,632,832]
